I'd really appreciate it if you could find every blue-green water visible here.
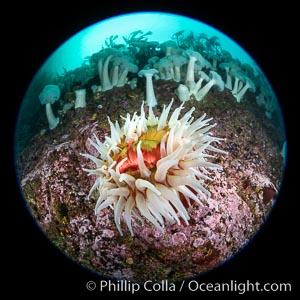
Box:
[41,12,256,74]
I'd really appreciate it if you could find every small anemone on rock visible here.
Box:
[81,99,226,236]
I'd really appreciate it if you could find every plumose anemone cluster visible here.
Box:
[81,99,226,236]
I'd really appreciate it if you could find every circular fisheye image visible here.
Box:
[14,12,286,282]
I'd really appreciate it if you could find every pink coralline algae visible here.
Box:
[193,237,205,248]
[17,87,283,282]
[172,232,187,245]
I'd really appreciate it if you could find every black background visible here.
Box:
[4,0,296,297]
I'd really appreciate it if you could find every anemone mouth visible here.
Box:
[81,99,226,236]
[113,125,169,176]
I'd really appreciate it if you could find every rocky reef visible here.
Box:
[16,78,283,281]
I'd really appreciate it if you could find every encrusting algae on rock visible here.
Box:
[17,88,282,281]
[81,99,227,236]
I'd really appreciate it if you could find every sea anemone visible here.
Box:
[195,71,224,101]
[81,99,226,236]
[74,89,87,109]
[138,69,159,107]
[39,84,60,130]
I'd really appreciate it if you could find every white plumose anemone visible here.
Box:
[81,99,226,236]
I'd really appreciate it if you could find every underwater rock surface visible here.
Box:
[17,81,282,281]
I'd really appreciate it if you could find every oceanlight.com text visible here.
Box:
[86,279,292,294]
